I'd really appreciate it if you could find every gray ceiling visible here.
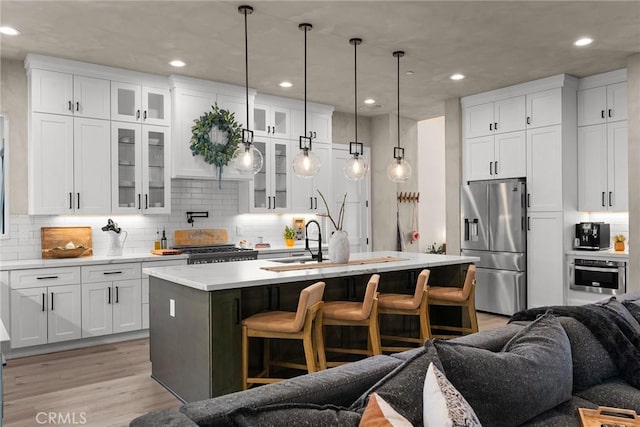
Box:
[1,1,639,121]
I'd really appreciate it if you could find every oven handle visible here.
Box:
[568,263,574,286]
[574,265,621,273]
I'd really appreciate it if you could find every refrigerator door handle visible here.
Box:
[464,219,470,241]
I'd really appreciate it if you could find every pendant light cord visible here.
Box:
[304,26,308,136]
[354,41,358,143]
[244,8,249,133]
[396,52,400,149]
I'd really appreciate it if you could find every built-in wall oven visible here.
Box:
[569,258,626,295]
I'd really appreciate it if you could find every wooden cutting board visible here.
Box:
[41,226,93,258]
[151,249,184,256]
[260,256,407,272]
[174,229,228,246]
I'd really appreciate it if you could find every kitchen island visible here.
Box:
[145,251,478,402]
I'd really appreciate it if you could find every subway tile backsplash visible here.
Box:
[0,179,323,261]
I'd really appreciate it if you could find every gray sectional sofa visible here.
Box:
[131,295,640,426]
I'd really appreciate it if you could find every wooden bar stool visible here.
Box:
[319,274,380,368]
[427,265,478,338]
[378,269,431,352]
[241,281,325,390]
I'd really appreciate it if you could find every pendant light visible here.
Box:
[386,50,412,183]
[343,38,369,181]
[231,5,264,175]
[292,23,321,178]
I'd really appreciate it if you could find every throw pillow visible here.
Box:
[423,363,482,427]
[434,313,572,427]
[359,393,412,427]
[350,341,443,426]
[228,403,360,427]
[599,297,640,332]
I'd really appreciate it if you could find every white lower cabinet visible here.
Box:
[527,212,564,308]
[10,284,81,348]
[81,280,142,338]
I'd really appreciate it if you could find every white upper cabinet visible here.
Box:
[242,138,291,212]
[526,125,563,212]
[464,96,525,138]
[30,69,110,119]
[73,118,112,214]
[112,82,170,126]
[607,121,628,211]
[526,88,562,129]
[578,82,627,126]
[464,131,525,182]
[464,135,495,181]
[254,102,290,139]
[290,142,332,213]
[291,110,332,144]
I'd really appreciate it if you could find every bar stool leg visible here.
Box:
[315,311,327,370]
[468,294,479,334]
[302,331,317,374]
[241,324,249,390]
[419,303,431,342]
[369,315,381,356]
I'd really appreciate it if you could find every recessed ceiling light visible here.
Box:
[450,73,465,81]
[574,37,593,47]
[169,60,186,67]
[364,98,376,105]
[0,26,20,36]
[279,81,293,88]
[405,71,414,76]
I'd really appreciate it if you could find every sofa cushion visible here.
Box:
[576,377,640,413]
[180,355,402,427]
[350,341,442,426]
[599,297,640,332]
[360,393,412,426]
[558,317,619,391]
[228,403,360,427]
[450,323,525,352]
[130,408,198,427]
[434,313,573,427]
[423,363,481,427]
[519,396,598,427]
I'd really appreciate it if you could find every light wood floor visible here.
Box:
[3,312,508,427]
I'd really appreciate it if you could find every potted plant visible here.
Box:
[284,226,296,247]
[614,234,626,252]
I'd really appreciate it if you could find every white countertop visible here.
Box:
[144,251,480,292]
[566,248,629,260]
[0,252,188,271]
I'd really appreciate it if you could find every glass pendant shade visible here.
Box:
[292,149,321,178]
[344,155,369,181]
[386,157,412,183]
[231,144,263,175]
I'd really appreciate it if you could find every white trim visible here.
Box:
[25,54,170,88]
[461,74,578,107]
[577,68,627,90]
[169,74,254,98]
[256,93,334,114]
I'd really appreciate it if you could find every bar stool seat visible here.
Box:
[378,269,431,352]
[428,264,478,339]
[241,281,325,390]
[319,274,381,368]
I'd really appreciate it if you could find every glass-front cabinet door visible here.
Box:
[253,104,269,137]
[111,82,142,123]
[250,138,289,212]
[111,122,142,213]
[142,126,170,214]
[142,87,170,126]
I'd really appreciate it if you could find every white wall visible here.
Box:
[418,117,446,253]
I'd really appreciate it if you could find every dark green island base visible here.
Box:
[148,258,474,402]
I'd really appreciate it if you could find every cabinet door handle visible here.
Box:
[108,287,111,304]
[115,286,119,303]
[521,216,524,231]
[68,101,72,111]
[309,131,313,138]
[76,102,80,112]
[138,193,141,209]
[494,122,498,130]
[601,110,605,119]
[103,271,123,275]
[527,217,531,231]
[314,197,318,210]
[69,192,73,209]
[42,293,46,311]
[608,109,612,118]
[267,125,271,134]
[310,197,313,210]
[313,131,317,139]
[235,298,241,325]
[489,123,493,131]
[136,109,141,119]
[489,162,493,175]
[37,276,59,280]
[527,193,531,207]
[51,292,54,311]
[77,192,80,209]
[494,161,498,175]
[602,192,606,207]
[143,110,147,120]
[526,116,531,125]
[609,191,613,206]
[145,194,148,209]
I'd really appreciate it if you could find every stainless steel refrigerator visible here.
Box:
[461,178,526,315]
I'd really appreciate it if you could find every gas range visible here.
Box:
[173,244,259,264]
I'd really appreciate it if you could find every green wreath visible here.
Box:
[190,103,243,185]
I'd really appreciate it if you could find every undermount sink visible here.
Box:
[270,256,317,264]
